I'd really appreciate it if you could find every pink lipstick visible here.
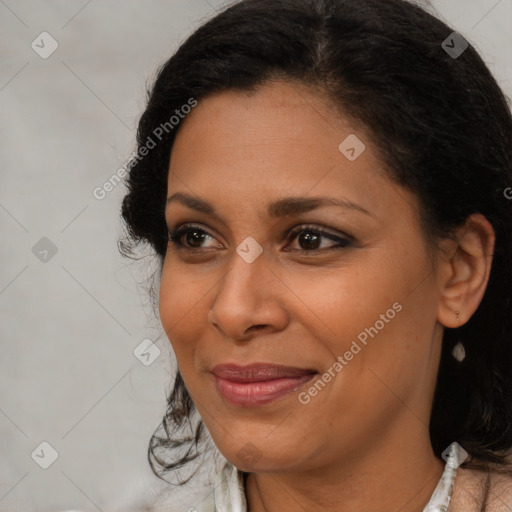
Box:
[211,363,316,407]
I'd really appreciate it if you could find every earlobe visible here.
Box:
[437,213,495,328]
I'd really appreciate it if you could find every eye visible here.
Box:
[168,224,220,249]
[167,223,354,253]
[285,224,353,252]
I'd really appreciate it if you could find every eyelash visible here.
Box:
[167,223,354,253]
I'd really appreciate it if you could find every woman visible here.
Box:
[120,0,512,510]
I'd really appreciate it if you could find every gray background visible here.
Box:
[1,1,511,511]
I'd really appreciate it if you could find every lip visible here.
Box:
[211,363,317,407]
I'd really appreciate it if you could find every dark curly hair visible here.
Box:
[119,0,512,483]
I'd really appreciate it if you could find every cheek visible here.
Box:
[158,261,211,366]
[282,255,408,346]
[289,248,437,387]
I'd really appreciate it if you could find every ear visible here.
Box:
[437,213,495,328]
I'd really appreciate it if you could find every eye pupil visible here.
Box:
[298,231,320,250]
[186,230,206,247]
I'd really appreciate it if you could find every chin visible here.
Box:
[219,437,305,473]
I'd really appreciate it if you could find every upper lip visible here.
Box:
[211,363,317,383]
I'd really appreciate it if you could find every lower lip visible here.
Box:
[214,374,316,407]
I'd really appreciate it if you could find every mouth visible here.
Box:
[211,363,317,407]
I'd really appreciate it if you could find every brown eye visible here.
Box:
[168,225,217,249]
[297,231,322,250]
[286,225,353,252]
[184,229,208,248]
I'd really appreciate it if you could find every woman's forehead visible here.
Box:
[167,81,410,222]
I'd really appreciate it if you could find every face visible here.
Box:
[160,80,444,474]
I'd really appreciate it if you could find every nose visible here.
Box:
[207,249,288,341]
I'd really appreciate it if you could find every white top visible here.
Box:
[188,442,464,512]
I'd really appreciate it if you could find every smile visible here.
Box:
[211,363,317,407]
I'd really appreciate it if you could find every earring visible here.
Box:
[452,311,465,361]
[452,341,465,362]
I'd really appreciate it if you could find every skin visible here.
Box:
[159,80,495,512]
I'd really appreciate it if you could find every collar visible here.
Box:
[191,442,463,512]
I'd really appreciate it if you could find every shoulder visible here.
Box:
[450,466,512,512]
[150,462,245,512]
[487,470,512,511]
[149,486,215,512]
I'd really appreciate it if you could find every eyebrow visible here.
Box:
[166,192,372,218]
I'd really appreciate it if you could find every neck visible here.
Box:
[245,431,444,512]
